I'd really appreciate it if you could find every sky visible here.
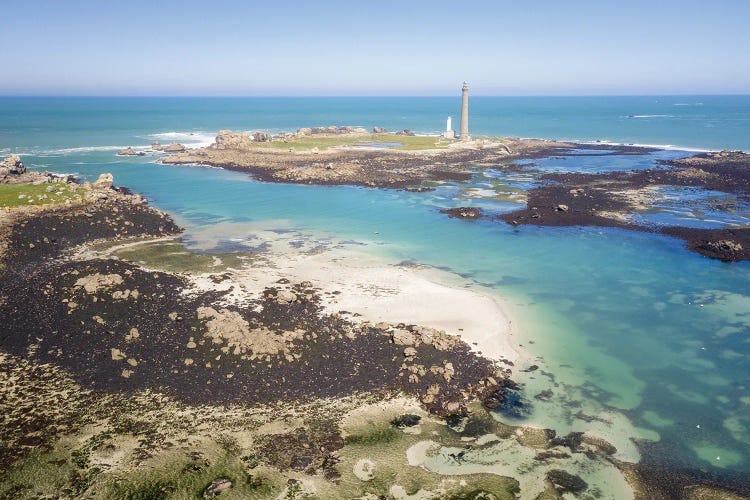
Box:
[1,0,749,96]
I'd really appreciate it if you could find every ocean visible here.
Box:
[1,96,749,486]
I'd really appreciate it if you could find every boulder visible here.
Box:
[252,131,272,142]
[372,126,388,133]
[392,329,417,346]
[296,127,312,136]
[213,130,254,150]
[556,204,569,212]
[396,129,415,136]
[92,173,114,190]
[0,154,26,176]
[311,126,338,135]
[276,290,297,304]
[117,147,144,156]
[151,142,164,151]
[162,142,187,152]
[440,207,483,220]
[546,470,588,494]
[204,478,233,496]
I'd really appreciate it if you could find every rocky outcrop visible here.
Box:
[252,131,272,143]
[151,142,164,151]
[162,143,187,153]
[396,129,415,136]
[212,130,255,150]
[117,147,145,156]
[92,173,114,190]
[441,207,483,220]
[308,126,367,135]
[372,126,388,133]
[0,155,26,177]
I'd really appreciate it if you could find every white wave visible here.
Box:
[146,131,216,148]
[673,103,704,106]
[17,145,152,156]
[575,140,712,153]
[627,114,676,119]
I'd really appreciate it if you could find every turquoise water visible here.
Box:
[2,95,750,152]
[2,97,750,484]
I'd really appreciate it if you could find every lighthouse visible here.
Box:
[459,81,470,140]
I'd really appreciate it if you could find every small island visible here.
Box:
[159,128,750,262]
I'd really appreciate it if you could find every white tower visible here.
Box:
[443,116,455,139]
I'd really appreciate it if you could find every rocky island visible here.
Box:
[159,128,750,262]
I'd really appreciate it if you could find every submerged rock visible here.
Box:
[546,469,588,494]
[391,414,421,427]
[441,207,483,220]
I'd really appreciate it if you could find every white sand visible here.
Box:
[180,223,521,365]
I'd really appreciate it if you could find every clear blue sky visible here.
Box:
[2,0,749,96]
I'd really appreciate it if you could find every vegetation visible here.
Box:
[0,182,85,208]
[253,133,452,152]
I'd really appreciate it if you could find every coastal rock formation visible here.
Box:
[0,154,26,178]
[396,129,415,136]
[212,130,255,150]
[308,126,367,135]
[441,207,483,220]
[151,141,164,151]
[372,126,388,133]
[162,142,187,152]
[92,173,114,190]
[252,131,272,142]
[117,147,145,156]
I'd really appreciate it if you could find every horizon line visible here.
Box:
[1,93,749,99]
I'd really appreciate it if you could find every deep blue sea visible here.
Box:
[1,96,749,483]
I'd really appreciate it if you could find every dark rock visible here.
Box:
[372,126,388,133]
[204,478,233,496]
[396,129,415,136]
[549,431,585,452]
[391,414,421,428]
[441,207,483,220]
[404,186,435,193]
[546,469,588,494]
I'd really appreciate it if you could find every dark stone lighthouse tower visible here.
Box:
[459,81,470,140]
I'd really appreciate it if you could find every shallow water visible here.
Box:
[2,97,750,483]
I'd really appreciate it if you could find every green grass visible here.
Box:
[110,240,247,274]
[0,182,85,208]
[253,133,452,152]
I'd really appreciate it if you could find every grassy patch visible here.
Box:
[343,424,400,446]
[110,240,247,273]
[253,133,452,152]
[0,182,85,208]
